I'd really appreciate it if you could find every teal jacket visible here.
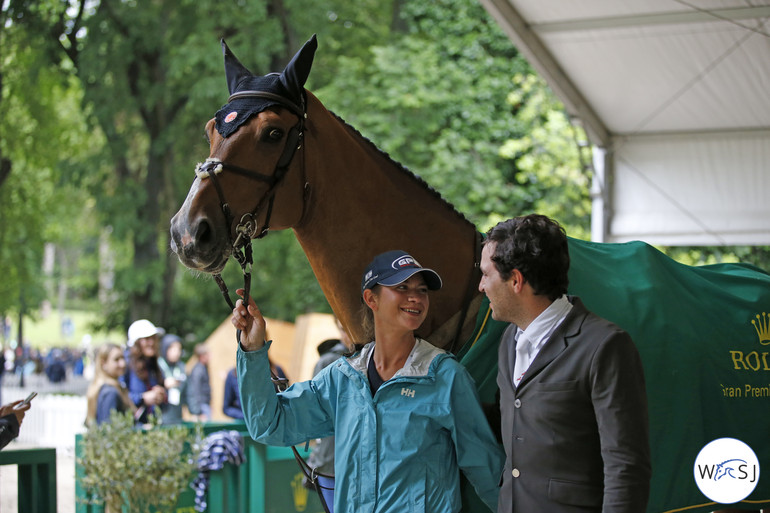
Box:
[238,338,503,513]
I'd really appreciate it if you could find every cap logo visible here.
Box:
[392,256,417,269]
[365,270,373,281]
[224,111,238,123]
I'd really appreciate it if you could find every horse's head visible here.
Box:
[170,35,317,273]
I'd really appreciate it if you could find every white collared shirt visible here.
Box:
[513,295,573,383]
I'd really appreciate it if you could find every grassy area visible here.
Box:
[7,309,124,349]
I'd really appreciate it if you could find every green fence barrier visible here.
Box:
[0,447,57,513]
[75,421,324,513]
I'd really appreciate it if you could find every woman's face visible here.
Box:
[166,341,182,363]
[137,336,158,358]
[369,274,430,333]
[102,347,126,379]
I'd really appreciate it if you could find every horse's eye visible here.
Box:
[267,128,283,141]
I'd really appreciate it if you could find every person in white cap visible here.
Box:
[231,250,503,513]
[124,319,167,424]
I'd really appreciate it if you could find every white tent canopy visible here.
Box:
[480,0,770,245]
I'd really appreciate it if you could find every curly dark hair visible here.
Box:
[484,214,570,301]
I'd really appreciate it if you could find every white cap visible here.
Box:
[127,319,164,347]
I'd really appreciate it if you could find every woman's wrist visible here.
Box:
[240,339,267,352]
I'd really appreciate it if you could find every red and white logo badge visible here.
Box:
[224,111,238,123]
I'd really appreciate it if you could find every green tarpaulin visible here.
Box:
[459,237,770,513]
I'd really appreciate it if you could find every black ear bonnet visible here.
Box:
[215,35,317,138]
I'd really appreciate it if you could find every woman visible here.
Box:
[123,319,167,424]
[85,343,134,426]
[232,250,503,513]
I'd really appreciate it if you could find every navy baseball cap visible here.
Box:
[361,250,442,295]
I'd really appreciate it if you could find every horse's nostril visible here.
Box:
[194,217,213,247]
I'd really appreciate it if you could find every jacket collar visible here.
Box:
[346,338,448,379]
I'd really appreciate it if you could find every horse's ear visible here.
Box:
[279,34,317,100]
[222,39,254,95]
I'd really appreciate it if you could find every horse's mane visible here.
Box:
[329,110,476,228]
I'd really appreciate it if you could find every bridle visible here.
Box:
[193,89,335,513]
[193,89,306,331]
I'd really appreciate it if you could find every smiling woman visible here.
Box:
[231,249,504,513]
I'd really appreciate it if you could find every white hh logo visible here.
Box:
[401,388,415,398]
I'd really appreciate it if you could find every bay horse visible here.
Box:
[170,35,483,348]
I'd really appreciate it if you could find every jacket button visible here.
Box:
[514,399,521,408]
[512,468,520,478]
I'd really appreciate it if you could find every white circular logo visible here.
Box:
[694,438,760,504]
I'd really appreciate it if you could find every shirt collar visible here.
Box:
[520,295,573,351]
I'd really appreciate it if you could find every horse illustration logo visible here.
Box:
[714,459,748,481]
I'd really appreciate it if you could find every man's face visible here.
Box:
[479,242,515,323]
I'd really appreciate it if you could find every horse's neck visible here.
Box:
[293,94,479,344]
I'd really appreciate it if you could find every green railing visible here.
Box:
[0,447,57,513]
[75,422,325,513]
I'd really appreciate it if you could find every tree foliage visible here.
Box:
[0,6,94,319]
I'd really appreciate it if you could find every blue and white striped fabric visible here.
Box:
[192,430,245,512]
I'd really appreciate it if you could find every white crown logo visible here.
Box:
[752,312,770,345]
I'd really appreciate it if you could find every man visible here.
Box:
[479,214,650,513]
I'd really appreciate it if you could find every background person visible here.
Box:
[158,334,187,424]
[85,343,134,426]
[231,250,504,513]
[187,344,211,422]
[304,327,357,512]
[0,399,30,449]
[124,319,167,424]
[479,214,651,513]
[222,367,243,420]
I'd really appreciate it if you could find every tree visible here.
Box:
[0,4,93,324]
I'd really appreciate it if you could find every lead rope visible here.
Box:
[215,251,333,510]
[208,190,333,513]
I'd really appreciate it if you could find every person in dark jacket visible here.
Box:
[304,333,354,512]
[480,214,650,513]
[0,399,30,449]
[187,344,211,421]
[222,367,243,419]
